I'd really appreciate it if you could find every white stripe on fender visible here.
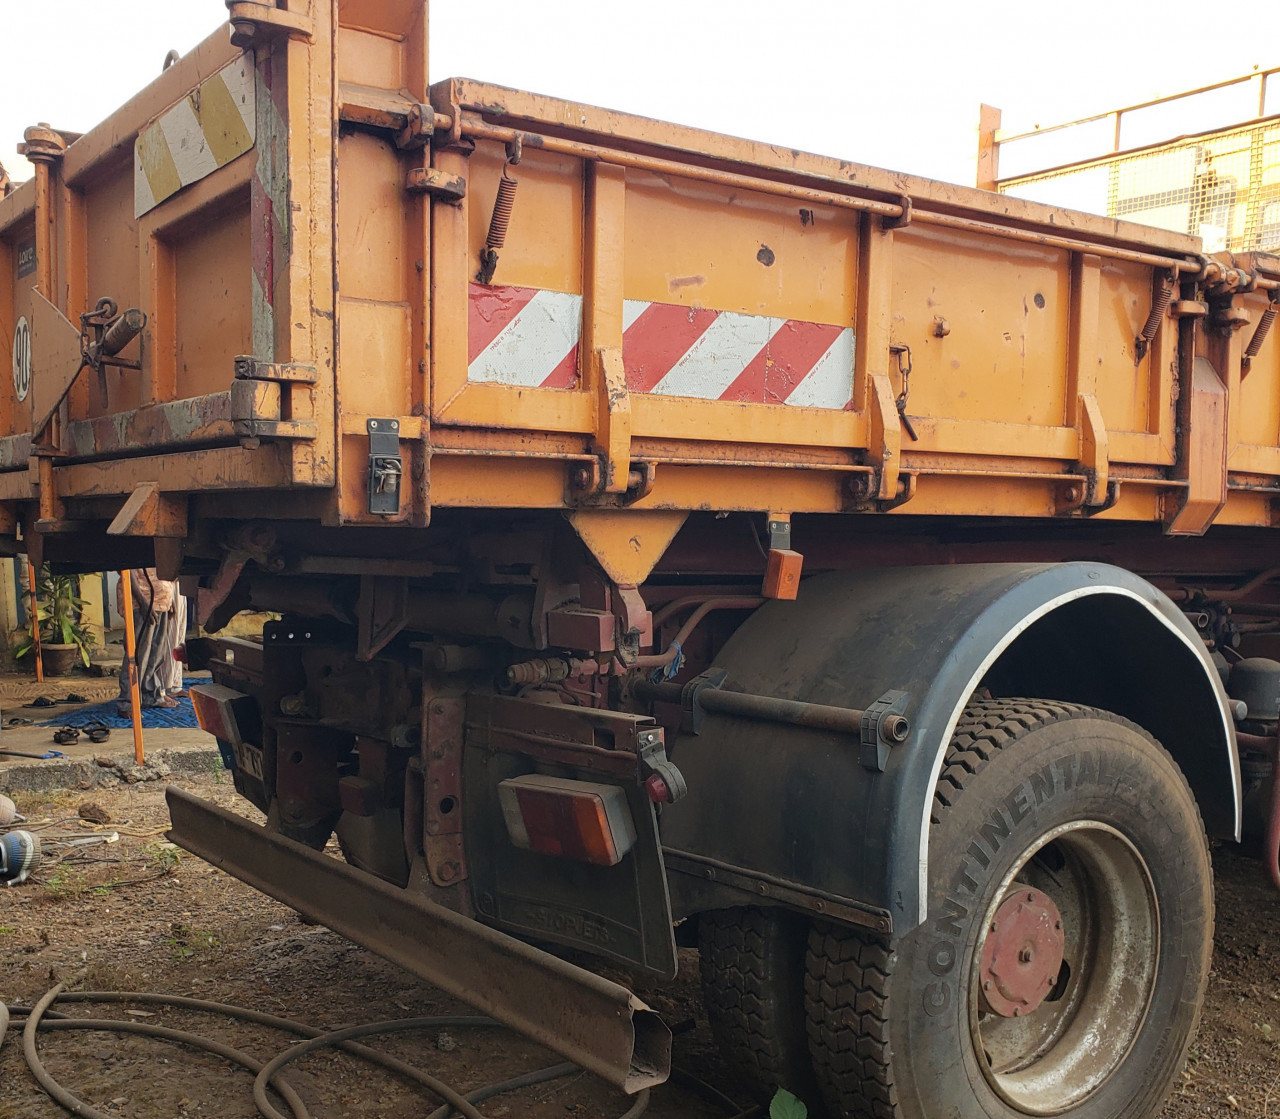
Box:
[467,289,583,387]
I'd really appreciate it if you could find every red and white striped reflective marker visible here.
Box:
[468,283,855,409]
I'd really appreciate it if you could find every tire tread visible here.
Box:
[805,697,1204,1118]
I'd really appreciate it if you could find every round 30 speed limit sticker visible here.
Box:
[11,316,31,403]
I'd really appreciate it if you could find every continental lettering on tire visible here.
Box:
[922,752,1099,1018]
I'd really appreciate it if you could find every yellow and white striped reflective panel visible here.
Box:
[134,55,255,218]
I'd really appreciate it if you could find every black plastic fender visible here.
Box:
[660,562,1238,932]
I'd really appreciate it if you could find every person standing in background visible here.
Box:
[162,589,188,698]
[116,568,179,712]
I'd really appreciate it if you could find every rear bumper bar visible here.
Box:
[165,786,670,1093]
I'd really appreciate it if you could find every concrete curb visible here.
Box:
[0,746,222,796]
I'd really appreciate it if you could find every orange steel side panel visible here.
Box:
[1,0,1278,561]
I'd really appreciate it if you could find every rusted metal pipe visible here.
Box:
[1169,566,1280,605]
[461,120,1204,276]
[916,210,1202,274]
[1233,730,1277,752]
[650,594,765,633]
[634,678,909,742]
[462,121,907,221]
[101,309,146,357]
[632,596,764,669]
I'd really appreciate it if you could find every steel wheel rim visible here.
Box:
[968,820,1159,1114]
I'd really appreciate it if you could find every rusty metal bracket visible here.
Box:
[880,194,912,231]
[1077,392,1110,506]
[231,379,316,443]
[405,167,466,202]
[422,690,467,888]
[106,480,188,539]
[166,786,671,1092]
[233,356,318,383]
[226,1,314,46]
[395,103,437,150]
[859,689,911,772]
[867,373,902,501]
[356,574,409,661]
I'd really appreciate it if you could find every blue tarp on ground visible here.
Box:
[37,679,202,729]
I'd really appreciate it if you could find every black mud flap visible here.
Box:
[464,694,679,980]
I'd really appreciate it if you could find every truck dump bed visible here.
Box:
[1,0,1278,576]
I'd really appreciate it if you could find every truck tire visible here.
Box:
[805,699,1213,1119]
[700,907,816,1105]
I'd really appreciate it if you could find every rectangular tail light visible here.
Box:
[189,683,258,749]
[498,774,637,867]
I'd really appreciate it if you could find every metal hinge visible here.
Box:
[367,418,402,516]
[405,167,466,202]
[233,356,318,383]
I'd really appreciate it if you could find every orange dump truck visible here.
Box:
[3,3,1280,1116]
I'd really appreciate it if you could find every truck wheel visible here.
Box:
[805,699,1213,1119]
[700,907,816,1105]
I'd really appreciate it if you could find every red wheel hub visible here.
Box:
[979,886,1065,1018]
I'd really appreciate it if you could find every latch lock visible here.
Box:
[367,418,403,516]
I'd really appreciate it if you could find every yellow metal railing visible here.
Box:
[982,68,1280,254]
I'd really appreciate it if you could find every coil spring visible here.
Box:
[486,167,519,253]
[1134,272,1175,361]
[1245,299,1278,362]
[1139,276,1174,345]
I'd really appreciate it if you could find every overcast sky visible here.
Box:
[1,1,1276,191]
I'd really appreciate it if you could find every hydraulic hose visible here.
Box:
[6,987,653,1119]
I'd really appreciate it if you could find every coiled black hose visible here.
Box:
[4,986,650,1119]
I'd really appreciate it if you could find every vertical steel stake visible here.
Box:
[27,561,43,684]
[119,571,144,765]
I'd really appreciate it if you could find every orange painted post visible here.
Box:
[27,561,42,683]
[976,103,1002,191]
[119,571,145,765]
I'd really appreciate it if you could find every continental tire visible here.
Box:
[805,699,1213,1119]
[700,907,817,1106]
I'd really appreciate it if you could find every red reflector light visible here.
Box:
[189,683,253,747]
[498,775,637,867]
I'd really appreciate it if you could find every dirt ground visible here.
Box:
[1,769,1278,1119]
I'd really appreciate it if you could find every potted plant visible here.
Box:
[14,567,97,676]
